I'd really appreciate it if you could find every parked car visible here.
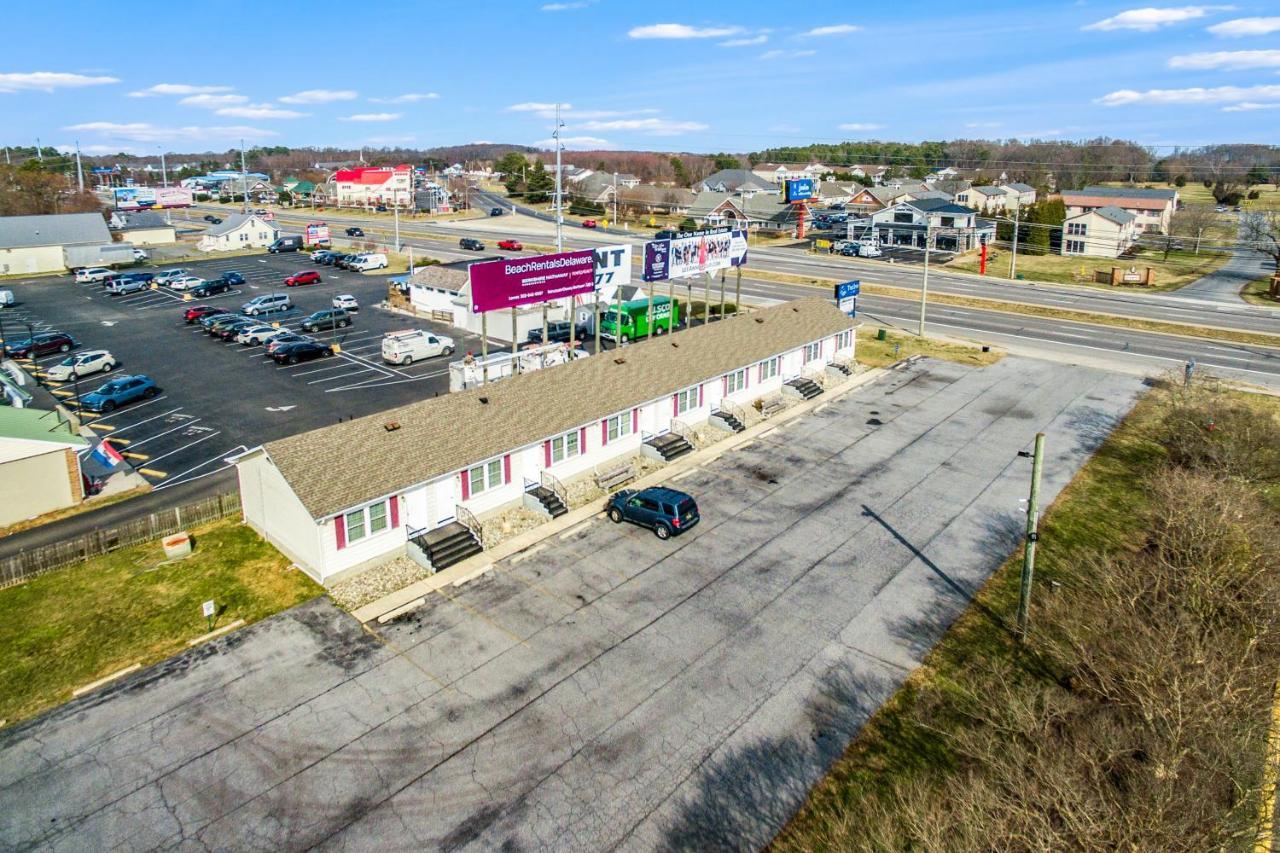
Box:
[581,219,598,229]
[199,310,238,330]
[44,349,116,382]
[184,305,228,324]
[153,268,188,286]
[218,271,245,286]
[0,289,14,307]
[490,207,503,216]
[79,374,160,413]
[332,294,359,311]
[318,252,340,266]
[381,329,454,364]
[606,487,700,540]
[271,340,333,364]
[285,270,321,287]
[74,267,113,284]
[265,332,312,355]
[207,314,253,336]
[4,331,77,358]
[241,294,293,316]
[345,226,364,237]
[216,318,258,341]
[497,239,523,251]
[108,277,150,295]
[235,324,280,346]
[203,214,222,223]
[168,275,206,292]
[132,248,150,262]
[459,237,485,251]
[269,235,304,253]
[375,204,388,212]
[189,279,232,298]
[527,320,589,344]
[300,308,351,333]
[311,250,336,264]
[332,254,359,269]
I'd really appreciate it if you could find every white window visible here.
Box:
[468,458,504,495]
[804,342,821,363]
[675,386,699,415]
[1065,239,1086,254]
[1067,222,1086,236]
[550,429,581,464]
[759,357,779,381]
[837,330,853,350]
[725,369,746,395]
[606,412,632,442]
[344,499,389,543]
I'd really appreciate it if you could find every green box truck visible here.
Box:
[600,297,679,343]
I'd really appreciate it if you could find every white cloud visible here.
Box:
[1222,101,1280,111]
[364,134,417,144]
[1168,49,1280,69]
[369,93,440,103]
[1083,5,1233,32]
[129,83,232,97]
[577,118,708,135]
[628,23,743,39]
[1208,16,1280,36]
[179,93,249,108]
[838,122,883,131]
[965,121,1003,129]
[0,71,119,93]
[507,101,570,112]
[65,122,277,143]
[803,24,861,36]
[278,89,358,104]
[568,108,660,119]
[541,1,590,9]
[719,35,768,46]
[216,104,308,119]
[760,49,816,60]
[340,112,401,122]
[1098,83,1280,105]
[535,135,611,149]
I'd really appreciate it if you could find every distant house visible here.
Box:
[816,182,863,206]
[109,210,176,246]
[281,178,317,205]
[0,407,88,527]
[1060,186,1178,234]
[198,214,279,252]
[570,173,619,205]
[954,184,1009,213]
[750,163,830,185]
[616,184,696,215]
[924,166,960,183]
[1060,206,1138,258]
[853,198,994,253]
[688,190,804,233]
[414,182,453,214]
[1002,182,1037,209]
[329,165,414,209]
[615,173,641,188]
[696,170,780,196]
[0,213,129,274]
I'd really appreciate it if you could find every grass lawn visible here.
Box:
[1242,274,1280,307]
[0,518,320,725]
[856,327,1004,369]
[773,386,1280,850]
[945,244,1231,292]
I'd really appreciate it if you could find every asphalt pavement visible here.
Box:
[0,356,1145,850]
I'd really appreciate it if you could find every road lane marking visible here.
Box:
[143,430,223,465]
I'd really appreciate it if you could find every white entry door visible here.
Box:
[436,476,459,525]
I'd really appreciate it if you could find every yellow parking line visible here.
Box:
[433,587,528,647]
[87,422,114,432]
[121,451,149,461]
[104,436,130,445]
[137,468,167,478]
[51,388,76,397]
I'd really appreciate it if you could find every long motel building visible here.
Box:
[235,298,857,585]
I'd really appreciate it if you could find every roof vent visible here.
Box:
[755,317,765,324]
[613,356,626,365]
[384,420,401,432]
[478,396,489,404]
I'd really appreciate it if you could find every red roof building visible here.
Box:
[329,165,413,208]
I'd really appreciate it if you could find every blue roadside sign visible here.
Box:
[835,280,860,315]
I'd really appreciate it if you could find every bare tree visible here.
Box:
[1170,205,1222,255]
[1242,212,1280,296]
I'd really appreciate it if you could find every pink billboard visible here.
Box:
[469,250,596,313]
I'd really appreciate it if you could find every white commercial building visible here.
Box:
[235,298,857,584]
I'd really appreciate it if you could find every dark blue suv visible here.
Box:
[80,374,160,413]
[606,487,700,540]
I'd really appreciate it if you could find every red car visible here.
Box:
[285,270,321,287]
[497,239,523,251]
[581,220,598,229]
[183,305,227,324]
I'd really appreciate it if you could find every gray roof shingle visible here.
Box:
[262,298,855,518]
[205,213,278,237]
[0,213,110,249]
[1077,185,1177,201]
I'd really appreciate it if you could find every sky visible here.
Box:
[2,0,1278,157]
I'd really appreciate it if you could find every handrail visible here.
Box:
[455,504,481,540]
[540,470,568,504]
[718,398,748,424]
[523,477,539,493]
[669,418,695,443]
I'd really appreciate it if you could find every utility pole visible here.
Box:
[160,149,168,188]
[74,141,84,193]
[1009,206,1020,280]
[612,171,618,226]
[240,140,248,215]
[393,203,400,252]
[1016,432,1046,639]
[918,216,932,336]
[547,103,565,345]
[35,138,43,162]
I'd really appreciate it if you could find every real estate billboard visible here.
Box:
[643,227,747,282]
[470,250,597,313]
[784,178,815,203]
[112,186,193,210]
[305,222,331,246]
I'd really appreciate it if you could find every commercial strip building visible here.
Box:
[1060,186,1178,234]
[849,197,996,252]
[236,298,857,584]
[0,213,131,274]
[0,407,87,527]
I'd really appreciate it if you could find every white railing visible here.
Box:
[540,470,568,505]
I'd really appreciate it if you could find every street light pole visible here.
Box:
[1016,432,1046,639]
[1009,205,1020,280]
[918,217,932,336]
[240,140,248,215]
[160,149,168,188]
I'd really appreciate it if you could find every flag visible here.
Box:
[91,439,124,469]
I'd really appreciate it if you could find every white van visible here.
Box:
[0,289,14,307]
[349,253,388,272]
[241,293,293,316]
[382,329,454,365]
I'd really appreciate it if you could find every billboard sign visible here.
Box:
[835,280,860,315]
[730,229,748,267]
[112,186,193,210]
[642,226,735,282]
[305,222,331,246]
[470,249,596,313]
[784,178,815,203]
[592,244,632,289]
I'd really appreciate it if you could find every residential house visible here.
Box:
[0,407,88,527]
[0,213,129,274]
[1060,206,1138,258]
[616,185,697,215]
[696,170,781,196]
[281,178,317,205]
[1002,182,1037,209]
[109,210,176,246]
[924,167,960,183]
[847,183,926,213]
[928,179,972,198]
[816,182,863,207]
[688,190,804,233]
[954,184,1009,213]
[329,165,414,209]
[615,173,641,188]
[197,213,279,252]
[852,197,994,253]
[750,163,831,185]
[1060,186,1178,233]
[570,173,619,205]
[235,298,857,585]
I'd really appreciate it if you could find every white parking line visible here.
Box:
[308,367,380,384]
[143,430,223,466]
[89,400,177,432]
[126,416,201,448]
[154,444,247,490]
[294,361,363,377]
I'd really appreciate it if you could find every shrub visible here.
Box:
[1174,175,1187,188]
[679,217,698,231]
[1248,190,1261,200]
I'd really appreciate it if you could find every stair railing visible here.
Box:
[523,476,539,493]
[718,398,748,425]
[540,470,568,505]
[670,418,696,443]
[455,504,482,541]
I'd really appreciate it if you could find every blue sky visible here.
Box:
[2,1,1277,156]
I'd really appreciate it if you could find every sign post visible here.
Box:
[202,599,216,632]
[835,280,861,316]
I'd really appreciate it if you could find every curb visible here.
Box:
[350,366,889,624]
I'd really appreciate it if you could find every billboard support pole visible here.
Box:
[719,269,726,320]
[511,308,519,373]
[703,272,711,327]
[481,312,489,385]
[734,266,742,317]
[594,294,600,354]
[686,281,694,329]
[646,293,654,340]
[614,283,623,347]
[668,278,675,331]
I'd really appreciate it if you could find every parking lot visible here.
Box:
[0,357,1145,850]
[1,252,489,490]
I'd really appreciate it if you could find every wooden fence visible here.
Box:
[0,492,242,589]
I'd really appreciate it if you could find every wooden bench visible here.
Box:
[760,396,788,417]
[595,461,635,492]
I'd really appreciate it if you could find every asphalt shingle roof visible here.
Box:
[205,214,278,238]
[1083,205,1137,226]
[0,213,110,250]
[1078,185,1177,201]
[262,298,855,519]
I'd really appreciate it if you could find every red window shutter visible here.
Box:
[698,384,704,407]
[544,440,551,467]
[460,471,470,501]
[632,408,638,433]
[579,427,586,452]
[335,515,346,550]
[503,454,511,483]
[390,496,400,529]
[672,394,678,416]
[722,375,728,395]
[602,419,609,445]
